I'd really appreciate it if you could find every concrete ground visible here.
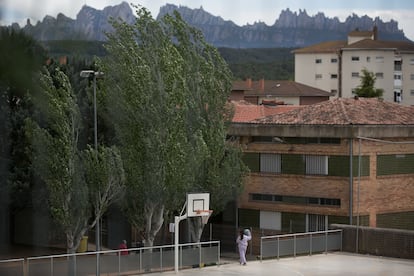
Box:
[148,252,414,276]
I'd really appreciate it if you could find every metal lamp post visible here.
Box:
[80,70,104,276]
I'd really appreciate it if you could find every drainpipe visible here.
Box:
[349,138,353,225]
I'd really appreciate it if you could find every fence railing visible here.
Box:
[0,258,25,276]
[0,240,220,276]
[260,229,342,261]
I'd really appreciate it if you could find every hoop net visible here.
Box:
[195,210,213,225]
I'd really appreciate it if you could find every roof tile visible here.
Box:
[252,97,414,125]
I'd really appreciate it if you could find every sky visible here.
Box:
[1,0,414,40]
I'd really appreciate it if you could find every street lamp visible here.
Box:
[80,70,104,276]
[80,70,104,151]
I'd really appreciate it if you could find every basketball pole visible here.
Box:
[174,201,188,273]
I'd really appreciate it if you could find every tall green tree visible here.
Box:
[27,67,125,253]
[0,28,47,246]
[102,6,246,246]
[27,67,88,253]
[354,68,384,98]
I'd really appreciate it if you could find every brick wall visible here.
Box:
[239,137,414,228]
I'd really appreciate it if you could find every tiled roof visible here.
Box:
[348,30,374,37]
[232,80,252,91]
[293,39,414,54]
[231,100,301,123]
[232,80,331,96]
[342,39,414,52]
[292,40,347,54]
[249,80,331,96]
[252,97,414,125]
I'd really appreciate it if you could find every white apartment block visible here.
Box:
[294,28,414,105]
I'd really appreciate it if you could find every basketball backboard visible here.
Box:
[187,193,210,217]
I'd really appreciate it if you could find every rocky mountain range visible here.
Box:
[8,1,410,48]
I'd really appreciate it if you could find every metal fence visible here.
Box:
[0,240,220,276]
[0,258,25,276]
[260,229,342,261]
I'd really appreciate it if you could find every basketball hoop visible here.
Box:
[195,210,213,225]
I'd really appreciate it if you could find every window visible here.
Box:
[411,90,414,96]
[394,74,402,80]
[315,58,322,64]
[366,56,371,62]
[315,74,322,79]
[351,56,360,61]
[394,60,402,71]
[394,91,402,103]
[352,72,359,78]
[260,211,281,230]
[410,74,414,80]
[376,56,384,62]
[260,153,281,173]
[410,59,414,65]
[377,154,414,175]
[331,58,338,63]
[250,193,340,207]
[331,74,338,79]
[375,72,384,79]
[308,214,327,232]
[283,137,340,144]
[305,155,328,175]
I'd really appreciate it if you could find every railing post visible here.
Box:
[294,235,296,257]
[139,249,142,272]
[218,242,221,266]
[160,248,163,271]
[310,233,312,256]
[325,231,328,254]
[50,256,53,276]
[199,243,202,268]
[277,237,280,260]
[118,251,121,275]
[260,237,263,262]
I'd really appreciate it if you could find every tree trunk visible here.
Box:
[188,217,204,243]
[143,202,164,248]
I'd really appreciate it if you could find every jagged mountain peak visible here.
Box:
[158,3,237,27]
[10,3,410,47]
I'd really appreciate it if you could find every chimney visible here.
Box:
[259,78,265,91]
[246,78,252,88]
[373,26,378,40]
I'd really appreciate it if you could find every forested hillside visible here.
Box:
[42,40,294,80]
[218,48,294,80]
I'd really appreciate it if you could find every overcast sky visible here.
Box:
[1,0,414,40]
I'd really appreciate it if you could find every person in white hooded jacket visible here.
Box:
[236,229,251,265]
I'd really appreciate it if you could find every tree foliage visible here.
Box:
[102,6,246,245]
[0,28,47,229]
[27,67,88,253]
[27,67,125,253]
[354,68,384,98]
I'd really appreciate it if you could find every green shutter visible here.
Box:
[242,152,260,172]
[282,154,305,174]
[377,154,414,176]
[238,208,259,228]
[329,156,370,177]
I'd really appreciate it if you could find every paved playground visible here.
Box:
[149,252,414,276]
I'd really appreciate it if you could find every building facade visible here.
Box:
[229,98,414,233]
[294,28,414,105]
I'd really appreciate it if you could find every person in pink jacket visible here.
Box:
[236,229,251,265]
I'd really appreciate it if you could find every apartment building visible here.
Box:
[229,97,414,233]
[294,28,414,105]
